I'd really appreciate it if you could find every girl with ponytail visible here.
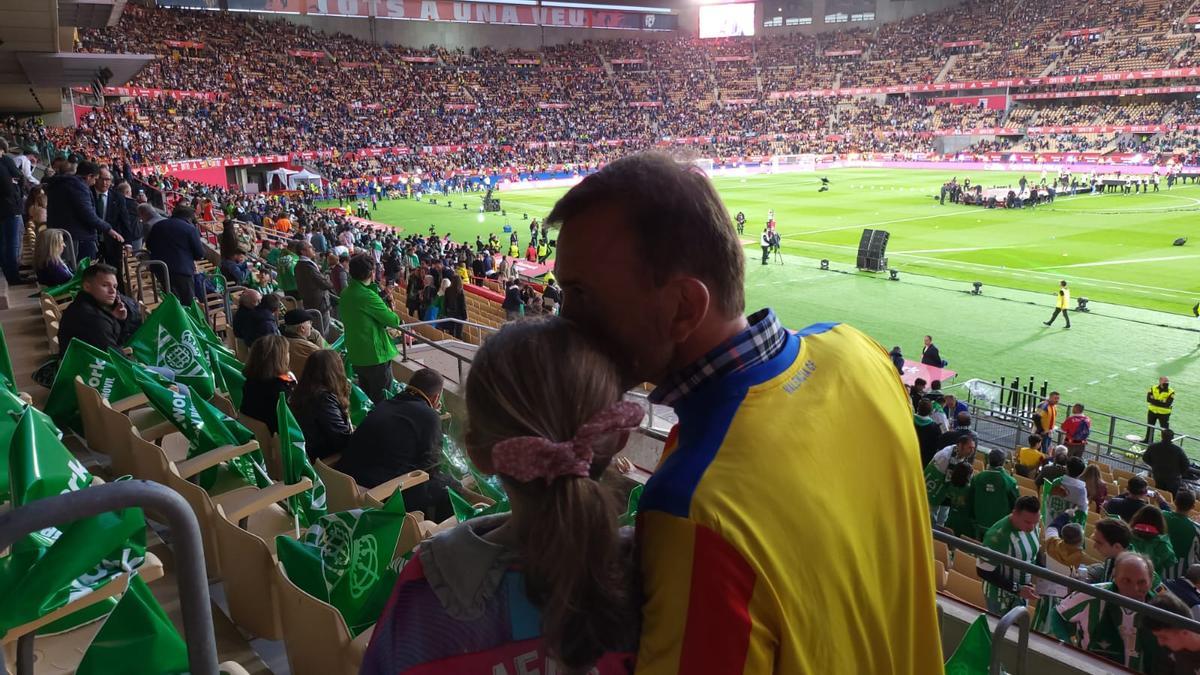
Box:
[361,317,641,675]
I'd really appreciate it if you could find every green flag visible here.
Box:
[127,294,216,400]
[43,340,141,432]
[208,344,246,409]
[186,299,226,353]
[0,321,15,393]
[0,409,147,634]
[619,484,644,528]
[41,257,91,299]
[75,576,189,675]
[114,353,269,490]
[348,382,373,427]
[944,614,993,675]
[275,496,410,637]
[276,393,327,529]
[0,386,61,502]
[448,488,509,522]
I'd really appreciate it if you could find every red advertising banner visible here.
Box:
[1187,16,1200,24]
[163,40,205,49]
[765,66,1200,98]
[536,102,571,109]
[929,94,1008,109]
[610,58,645,64]
[92,86,222,101]
[507,58,541,65]
[629,101,663,107]
[823,49,863,56]
[940,40,983,48]
[713,55,752,62]
[933,127,1021,136]
[1060,27,1106,38]
[287,49,326,58]
[720,98,758,105]
[444,103,478,110]
[399,55,438,63]
[1013,85,1200,99]
[1026,124,1170,134]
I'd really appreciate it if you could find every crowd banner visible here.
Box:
[73,86,223,101]
[1013,85,1200,100]
[162,39,205,49]
[196,0,680,30]
[1060,27,1107,38]
[287,49,327,59]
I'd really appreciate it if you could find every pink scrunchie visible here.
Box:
[491,401,645,482]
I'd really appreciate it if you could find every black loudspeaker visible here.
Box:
[1174,237,1187,246]
[857,229,890,272]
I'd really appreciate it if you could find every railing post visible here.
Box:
[990,606,1030,675]
[1108,416,1117,455]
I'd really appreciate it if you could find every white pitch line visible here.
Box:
[1107,374,1120,379]
[1087,380,1101,385]
[1037,254,1200,270]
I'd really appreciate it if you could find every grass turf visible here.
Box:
[322,168,1200,452]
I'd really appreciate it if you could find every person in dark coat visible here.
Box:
[294,240,334,336]
[289,349,354,460]
[238,335,295,434]
[144,203,206,306]
[889,346,905,375]
[441,274,467,338]
[1143,429,1192,495]
[336,368,456,522]
[95,170,137,293]
[231,289,280,348]
[45,160,124,264]
[913,398,943,466]
[56,263,141,353]
[0,139,24,284]
[920,335,944,367]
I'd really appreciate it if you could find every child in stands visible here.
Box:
[361,317,641,674]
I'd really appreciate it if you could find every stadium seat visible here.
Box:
[314,457,429,512]
[236,413,282,481]
[952,551,978,578]
[934,560,947,591]
[944,570,986,608]
[212,504,297,640]
[933,539,950,568]
[129,427,308,579]
[1016,475,1036,491]
[274,514,421,675]
[1019,486,1037,500]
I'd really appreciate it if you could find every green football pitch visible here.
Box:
[324,168,1200,451]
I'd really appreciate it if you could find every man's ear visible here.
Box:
[667,277,710,344]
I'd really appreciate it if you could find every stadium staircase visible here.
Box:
[934,56,957,84]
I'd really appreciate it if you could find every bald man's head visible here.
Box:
[1114,552,1153,599]
[239,289,261,308]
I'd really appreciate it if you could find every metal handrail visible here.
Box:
[954,378,1192,452]
[0,481,218,675]
[135,260,170,305]
[394,318,497,383]
[991,606,1030,675]
[933,528,1200,632]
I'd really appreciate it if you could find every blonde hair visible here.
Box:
[33,228,67,271]
[464,317,633,670]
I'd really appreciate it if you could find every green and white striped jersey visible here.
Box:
[979,516,1040,608]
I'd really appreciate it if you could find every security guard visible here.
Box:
[1144,376,1175,443]
[1043,280,1071,328]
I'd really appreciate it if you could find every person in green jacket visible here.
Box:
[276,245,299,298]
[340,254,400,402]
[1129,504,1179,578]
[968,448,1019,538]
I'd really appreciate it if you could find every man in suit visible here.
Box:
[95,169,138,293]
[921,334,944,367]
[294,240,334,337]
[0,137,23,284]
[45,159,123,264]
[145,203,206,306]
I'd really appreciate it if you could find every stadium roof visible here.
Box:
[0,0,151,114]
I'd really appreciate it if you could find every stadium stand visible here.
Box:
[6,0,1200,672]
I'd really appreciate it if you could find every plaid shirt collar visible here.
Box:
[649,308,787,408]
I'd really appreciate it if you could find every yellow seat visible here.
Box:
[314,458,429,513]
[952,551,978,578]
[944,570,986,608]
[934,560,947,591]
